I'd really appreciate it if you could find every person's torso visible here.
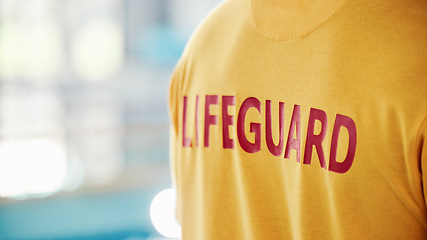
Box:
[169,0,427,238]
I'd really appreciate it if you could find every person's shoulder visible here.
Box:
[395,0,427,77]
[379,0,427,74]
[387,0,427,42]
[385,0,427,106]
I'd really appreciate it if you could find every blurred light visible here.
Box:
[0,138,67,198]
[23,22,63,80]
[71,19,124,81]
[0,21,20,78]
[0,21,63,80]
[61,157,84,192]
[150,188,181,239]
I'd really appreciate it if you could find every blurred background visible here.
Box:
[0,0,222,239]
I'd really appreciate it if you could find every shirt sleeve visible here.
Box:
[419,114,427,207]
[168,63,184,224]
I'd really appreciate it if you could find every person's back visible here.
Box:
[168,0,427,239]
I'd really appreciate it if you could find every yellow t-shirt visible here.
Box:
[169,0,427,239]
